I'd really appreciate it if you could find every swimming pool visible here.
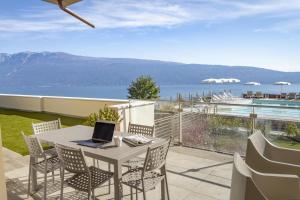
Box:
[216,99,300,120]
[253,99,300,107]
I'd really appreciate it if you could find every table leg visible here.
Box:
[114,162,122,200]
[30,156,38,192]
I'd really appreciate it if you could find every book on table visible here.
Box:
[123,135,153,146]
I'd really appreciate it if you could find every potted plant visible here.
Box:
[85,105,122,130]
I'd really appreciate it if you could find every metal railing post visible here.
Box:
[178,94,183,145]
[250,106,257,134]
[128,100,132,124]
[179,111,182,145]
[122,107,127,134]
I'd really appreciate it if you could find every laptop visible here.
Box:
[75,121,116,148]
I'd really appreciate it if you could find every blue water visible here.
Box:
[218,104,300,119]
[253,99,300,107]
[0,84,299,99]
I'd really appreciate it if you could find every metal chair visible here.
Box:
[255,91,264,98]
[127,123,155,137]
[122,123,155,169]
[22,132,60,200]
[246,91,253,98]
[288,92,297,100]
[122,138,171,200]
[55,143,113,200]
[32,118,62,156]
[32,118,62,135]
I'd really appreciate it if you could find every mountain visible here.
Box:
[0,52,299,87]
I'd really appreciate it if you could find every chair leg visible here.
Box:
[142,181,146,200]
[43,170,47,200]
[142,190,146,200]
[130,186,133,200]
[130,186,133,199]
[164,176,170,200]
[108,163,111,193]
[161,165,169,200]
[52,170,55,184]
[92,189,96,200]
[60,169,64,200]
[88,190,91,200]
[161,179,166,200]
[27,165,32,197]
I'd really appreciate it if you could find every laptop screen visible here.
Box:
[92,121,116,142]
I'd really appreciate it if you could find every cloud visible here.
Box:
[1,0,300,32]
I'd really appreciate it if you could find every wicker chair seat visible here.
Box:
[44,148,58,157]
[66,166,113,192]
[122,168,164,192]
[33,156,60,173]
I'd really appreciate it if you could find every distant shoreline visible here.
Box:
[0,84,299,100]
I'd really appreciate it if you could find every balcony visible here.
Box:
[5,146,232,200]
[1,94,300,199]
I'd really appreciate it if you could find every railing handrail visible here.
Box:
[156,99,300,111]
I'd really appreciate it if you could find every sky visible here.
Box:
[1,0,300,72]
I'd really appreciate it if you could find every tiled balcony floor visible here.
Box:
[4,146,233,200]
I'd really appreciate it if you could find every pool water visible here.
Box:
[217,99,300,119]
[253,99,300,107]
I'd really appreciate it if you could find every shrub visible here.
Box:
[85,105,121,127]
[285,122,300,137]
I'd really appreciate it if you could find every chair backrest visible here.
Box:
[230,153,268,200]
[245,132,268,171]
[22,132,44,157]
[143,138,171,173]
[289,93,296,99]
[55,143,88,174]
[246,132,283,161]
[247,132,266,155]
[128,123,154,137]
[32,118,61,135]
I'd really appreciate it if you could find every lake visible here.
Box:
[0,84,299,100]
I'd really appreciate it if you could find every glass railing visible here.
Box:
[154,99,300,155]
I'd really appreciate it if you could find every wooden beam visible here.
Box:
[43,0,95,28]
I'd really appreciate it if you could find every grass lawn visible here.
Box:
[2,108,300,156]
[0,108,86,155]
[273,139,300,150]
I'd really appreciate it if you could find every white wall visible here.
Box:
[111,100,155,132]
[42,96,128,117]
[0,94,128,117]
[0,94,42,112]
[0,94,155,132]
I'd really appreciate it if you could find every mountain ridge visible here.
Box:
[0,52,299,87]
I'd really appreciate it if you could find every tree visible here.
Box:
[127,76,160,99]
